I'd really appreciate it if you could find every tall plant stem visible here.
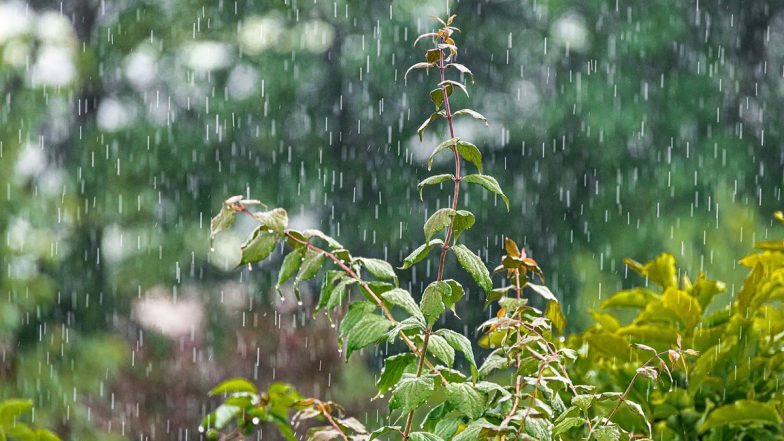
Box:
[499,269,525,439]
[403,35,460,441]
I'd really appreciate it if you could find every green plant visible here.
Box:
[568,212,784,440]
[0,399,61,440]
[203,15,707,441]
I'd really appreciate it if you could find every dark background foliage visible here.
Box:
[0,0,781,438]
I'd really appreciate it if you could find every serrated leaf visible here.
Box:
[421,281,450,327]
[339,301,376,341]
[377,353,417,395]
[452,244,492,294]
[355,257,397,282]
[593,424,620,441]
[427,334,455,367]
[208,378,258,396]
[276,249,305,292]
[401,239,443,270]
[462,174,510,210]
[386,317,425,342]
[445,383,487,420]
[552,417,585,437]
[239,228,279,265]
[390,374,435,412]
[436,328,478,382]
[345,314,393,359]
[405,62,436,79]
[452,108,488,125]
[418,174,454,200]
[451,210,475,240]
[382,288,425,324]
[424,208,456,241]
[442,279,464,312]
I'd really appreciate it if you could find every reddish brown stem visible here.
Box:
[402,331,431,441]
[434,36,462,282]
[602,351,668,427]
[316,401,350,441]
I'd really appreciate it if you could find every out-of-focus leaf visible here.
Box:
[624,253,677,288]
[699,400,782,433]
[661,287,702,329]
[546,300,566,334]
[601,287,659,309]
[208,378,258,396]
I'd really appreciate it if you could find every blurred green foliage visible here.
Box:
[0,0,782,438]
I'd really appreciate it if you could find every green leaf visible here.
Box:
[302,229,343,249]
[390,374,435,412]
[699,399,782,433]
[252,208,288,234]
[552,417,585,437]
[239,228,278,265]
[436,328,478,382]
[377,353,416,395]
[427,139,483,173]
[382,288,425,324]
[427,334,455,367]
[430,84,453,109]
[455,140,483,173]
[405,62,436,79]
[293,249,326,299]
[661,287,702,329]
[418,174,454,200]
[445,383,486,420]
[208,378,258,396]
[601,287,659,309]
[400,239,443,270]
[35,429,62,441]
[546,300,566,334]
[439,80,468,97]
[410,433,445,441]
[452,244,492,294]
[417,112,444,141]
[355,257,397,282]
[424,208,456,241]
[201,404,242,430]
[345,314,393,359]
[527,283,557,302]
[462,174,510,210]
[452,108,488,125]
[421,281,450,327]
[0,399,32,425]
[315,271,354,315]
[209,204,236,246]
[451,210,475,241]
[452,418,493,441]
[276,249,305,292]
[339,301,377,341]
[593,424,621,441]
[442,279,465,312]
[386,317,425,342]
[446,63,474,79]
[624,253,678,288]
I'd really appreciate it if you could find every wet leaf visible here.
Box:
[345,314,393,359]
[436,328,478,382]
[376,353,417,396]
[252,208,288,234]
[208,378,258,396]
[418,174,454,200]
[452,108,488,125]
[624,253,678,288]
[239,228,278,265]
[421,281,449,327]
[405,62,436,79]
[382,288,425,324]
[462,174,510,210]
[445,382,486,420]
[439,80,468,97]
[424,208,456,241]
[390,374,435,412]
[355,257,397,282]
[400,239,444,269]
[427,334,455,367]
[452,244,492,294]
[276,249,305,292]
